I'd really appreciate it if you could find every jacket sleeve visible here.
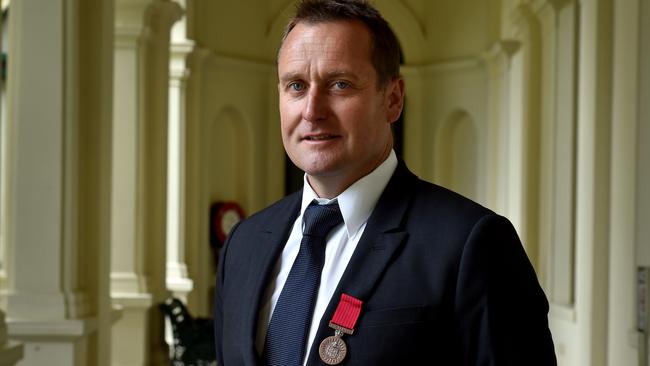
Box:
[454,214,557,366]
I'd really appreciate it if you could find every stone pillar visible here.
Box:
[166,0,194,303]
[481,40,519,215]
[573,0,613,365]
[111,0,182,364]
[2,0,113,364]
[400,65,425,177]
[182,46,213,317]
[0,6,24,365]
[607,0,640,364]
[504,3,542,265]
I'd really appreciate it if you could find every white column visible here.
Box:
[0,6,24,366]
[607,0,640,364]
[505,4,542,265]
[635,0,650,362]
[482,40,519,215]
[2,0,114,364]
[166,0,194,302]
[574,0,613,365]
[182,46,213,317]
[111,0,182,365]
[400,65,425,176]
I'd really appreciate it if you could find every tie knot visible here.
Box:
[302,201,343,238]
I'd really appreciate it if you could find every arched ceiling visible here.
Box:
[190,0,502,64]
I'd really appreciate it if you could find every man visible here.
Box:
[214,0,557,365]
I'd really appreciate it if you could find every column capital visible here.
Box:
[116,0,183,41]
[482,40,522,63]
[144,0,184,36]
[530,0,575,13]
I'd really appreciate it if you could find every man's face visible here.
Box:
[277,20,404,194]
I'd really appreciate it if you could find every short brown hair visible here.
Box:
[279,0,402,88]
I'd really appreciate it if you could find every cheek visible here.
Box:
[280,121,293,144]
[280,103,301,134]
[279,113,295,137]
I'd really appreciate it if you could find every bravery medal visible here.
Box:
[318,293,363,365]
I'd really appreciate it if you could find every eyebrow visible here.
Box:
[278,70,359,84]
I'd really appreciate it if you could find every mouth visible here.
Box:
[302,134,340,142]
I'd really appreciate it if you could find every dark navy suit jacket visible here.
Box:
[214,162,557,365]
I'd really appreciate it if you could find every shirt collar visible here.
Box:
[300,150,398,237]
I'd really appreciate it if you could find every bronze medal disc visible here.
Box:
[319,335,347,365]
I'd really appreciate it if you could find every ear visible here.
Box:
[385,77,405,124]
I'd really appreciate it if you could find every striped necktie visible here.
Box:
[263,201,343,366]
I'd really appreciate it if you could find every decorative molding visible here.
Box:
[7,317,98,340]
[170,41,195,79]
[550,303,577,322]
[6,293,70,321]
[110,272,149,295]
[115,26,143,48]
[403,43,519,78]
[482,40,522,62]
[416,56,483,76]
[187,47,275,75]
[110,292,154,308]
[166,272,193,294]
[144,0,184,35]
[186,46,213,73]
[171,41,195,56]
[63,292,90,319]
[530,0,574,13]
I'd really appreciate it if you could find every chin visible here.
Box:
[300,162,343,178]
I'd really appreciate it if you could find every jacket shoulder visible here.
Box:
[412,179,493,219]
[400,179,503,246]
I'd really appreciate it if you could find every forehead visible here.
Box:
[277,20,374,74]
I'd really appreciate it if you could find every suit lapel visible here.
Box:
[240,192,302,366]
[305,162,419,365]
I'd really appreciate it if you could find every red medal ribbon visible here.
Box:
[329,294,363,333]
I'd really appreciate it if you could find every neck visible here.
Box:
[306,176,350,199]
[307,148,392,199]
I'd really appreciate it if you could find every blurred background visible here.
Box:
[0,0,647,365]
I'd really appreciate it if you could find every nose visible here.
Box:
[302,88,327,123]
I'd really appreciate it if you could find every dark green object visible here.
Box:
[160,297,217,366]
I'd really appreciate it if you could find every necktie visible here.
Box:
[263,201,343,366]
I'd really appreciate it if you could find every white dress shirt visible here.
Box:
[255,150,398,365]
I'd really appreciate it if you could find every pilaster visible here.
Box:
[183,46,214,317]
[166,0,194,302]
[608,0,640,364]
[503,3,542,266]
[0,6,23,364]
[400,65,425,178]
[2,0,114,364]
[111,0,182,365]
[573,0,613,365]
[481,40,520,215]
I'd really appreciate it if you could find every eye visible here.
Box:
[333,81,350,90]
[288,82,305,92]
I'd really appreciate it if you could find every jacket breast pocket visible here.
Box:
[357,305,428,328]
[346,305,441,365]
